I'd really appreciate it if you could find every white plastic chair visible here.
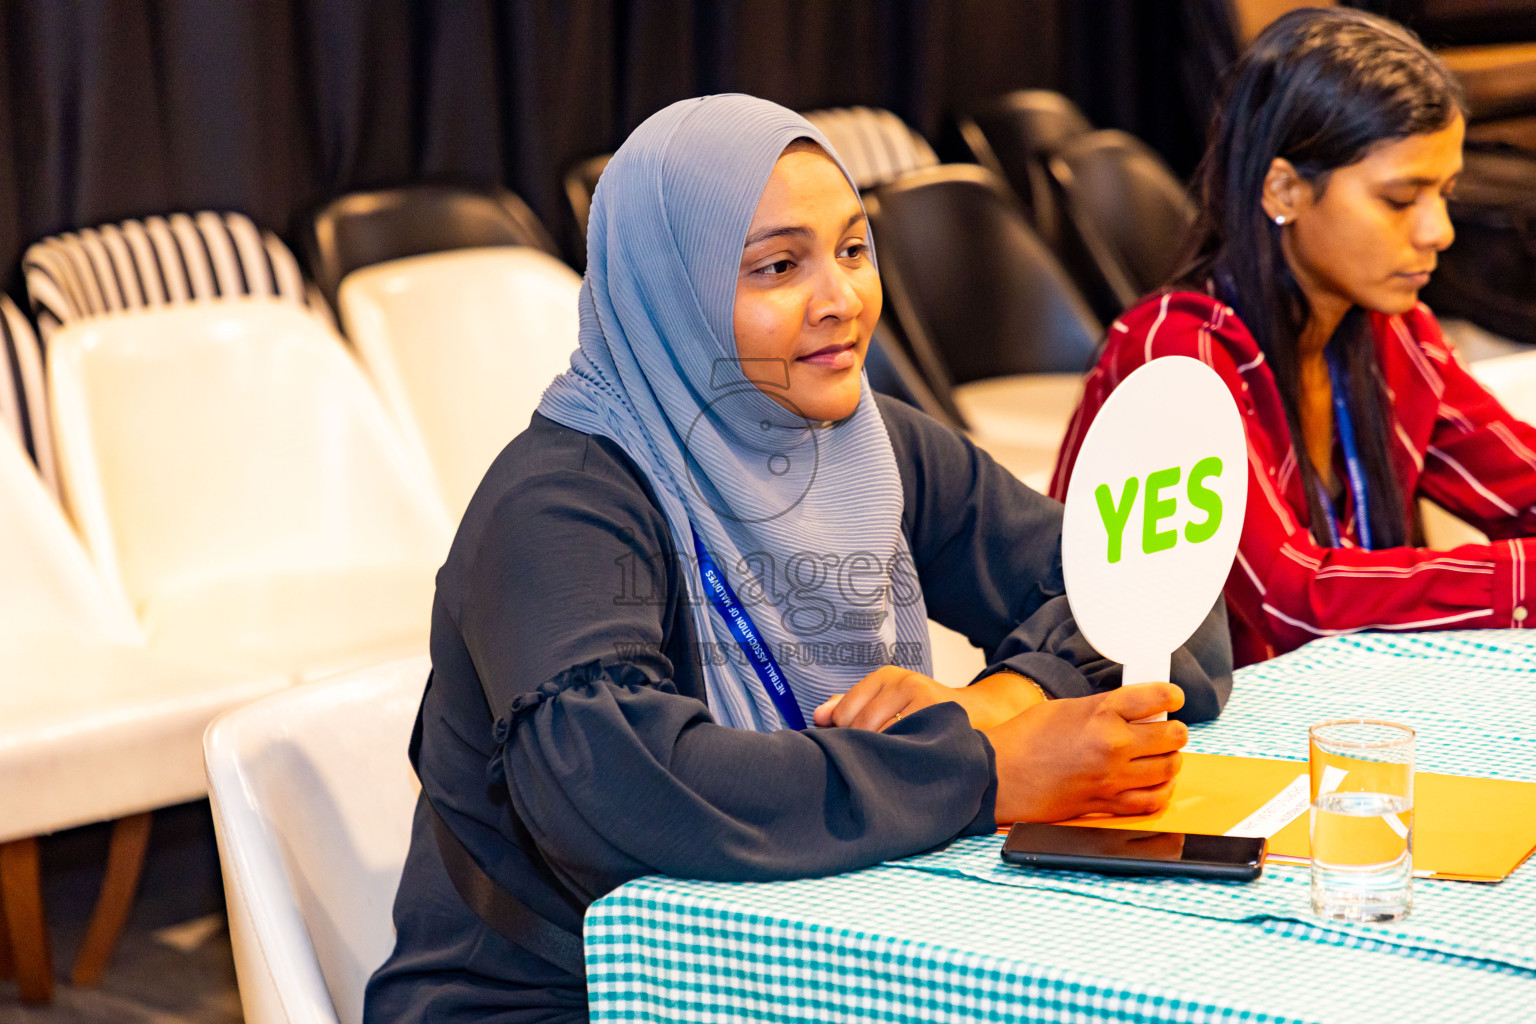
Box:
[23,211,334,342]
[48,299,453,681]
[955,372,1085,457]
[206,656,427,1024]
[955,371,1085,493]
[802,107,939,190]
[0,430,286,1002]
[928,619,987,685]
[1470,349,1536,427]
[338,246,583,520]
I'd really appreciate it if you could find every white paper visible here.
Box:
[1225,773,1311,838]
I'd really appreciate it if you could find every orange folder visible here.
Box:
[1005,752,1536,882]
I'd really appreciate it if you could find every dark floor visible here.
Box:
[0,802,243,1023]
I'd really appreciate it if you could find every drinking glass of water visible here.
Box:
[1309,719,1414,922]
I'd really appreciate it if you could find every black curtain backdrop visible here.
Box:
[0,0,1206,297]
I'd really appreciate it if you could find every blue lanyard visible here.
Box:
[1313,348,1374,550]
[690,526,806,730]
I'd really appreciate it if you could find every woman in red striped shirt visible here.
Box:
[1052,8,1536,668]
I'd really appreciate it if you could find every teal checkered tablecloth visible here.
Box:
[585,631,1536,1022]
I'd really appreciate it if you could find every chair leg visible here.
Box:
[0,837,53,1003]
[0,872,14,980]
[71,812,153,988]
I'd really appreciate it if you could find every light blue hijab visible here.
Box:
[539,95,931,732]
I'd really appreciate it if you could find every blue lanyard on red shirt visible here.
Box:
[1313,347,1375,551]
[690,526,807,730]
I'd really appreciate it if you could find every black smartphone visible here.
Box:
[1001,822,1266,881]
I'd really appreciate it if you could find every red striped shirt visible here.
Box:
[1051,290,1536,667]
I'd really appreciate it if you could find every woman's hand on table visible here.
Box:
[813,666,1048,732]
[984,683,1188,824]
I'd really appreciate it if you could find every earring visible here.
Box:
[1274,214,1287,225]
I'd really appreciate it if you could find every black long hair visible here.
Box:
[1173,7,1464,548]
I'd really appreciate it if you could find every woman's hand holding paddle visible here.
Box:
[984,683,1188,824]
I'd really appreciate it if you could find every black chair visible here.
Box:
[959,90,1093,252]
[1047,129,1197,320]
[864,319,962,429]
[564,154,613,255]
[864,164,1102,410]
[304,185,560,311]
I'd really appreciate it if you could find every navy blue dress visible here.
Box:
[364,395,1232,1022]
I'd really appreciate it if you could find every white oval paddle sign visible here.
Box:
[1061,356,1246,717]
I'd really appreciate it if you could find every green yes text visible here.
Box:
[1093,456,1224,564]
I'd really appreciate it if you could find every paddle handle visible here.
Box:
[1122,649,1171,723]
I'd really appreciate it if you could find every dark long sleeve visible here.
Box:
[454,448,997,906]
[876,394,1233,722]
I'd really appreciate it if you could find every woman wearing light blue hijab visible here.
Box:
[366,95,1230,1022]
